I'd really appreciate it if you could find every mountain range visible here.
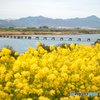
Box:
[0,15,100,29]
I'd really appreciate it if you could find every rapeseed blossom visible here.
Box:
[0,42,100,100]
[14,51,19,56]
[50,45,55,51]
[36,42,41,47]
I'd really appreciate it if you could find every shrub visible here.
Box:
[38,43,50,52]
[3,45,19,59]
[39,43,77,52]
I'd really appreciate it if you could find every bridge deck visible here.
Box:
[0,35,100,40]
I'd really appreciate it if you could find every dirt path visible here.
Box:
[0,31,86,35]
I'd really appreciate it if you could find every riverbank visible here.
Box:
[0,28,100,35]
[0,31,100,35]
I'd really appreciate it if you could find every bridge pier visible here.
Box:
[60,38,63,40]
[77,38,81,41]
[7,36,9,38]
[51,37,55,40]
[3,36,5,38]
[87,38,90,41]
[14,36,16,38]
[17,36,20,39]
[10,36,12,38]
[43,37,47,40]
[69,38,72,41]
[0,35,99,42]
[35,37,39,39]
[28,37,31,39]
[21,36,23,39]
[25,36,27,39]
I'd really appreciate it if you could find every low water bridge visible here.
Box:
[0,35,100,41]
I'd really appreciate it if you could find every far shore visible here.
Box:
[0,28,100,35]
[0,31,100,35]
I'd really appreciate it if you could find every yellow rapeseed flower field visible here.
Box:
[0,42,100,100]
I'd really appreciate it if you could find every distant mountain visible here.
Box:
[0,15,100,29]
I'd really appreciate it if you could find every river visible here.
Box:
[0,34,100,54]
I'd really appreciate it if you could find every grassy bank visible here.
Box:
[0,28,100,35]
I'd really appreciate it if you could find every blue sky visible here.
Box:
[0,0,100,19]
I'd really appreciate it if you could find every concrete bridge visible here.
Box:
[0,35,100,42]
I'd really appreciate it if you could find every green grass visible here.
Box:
[0,28,100,34]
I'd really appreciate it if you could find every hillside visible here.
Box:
[0,15,100,29]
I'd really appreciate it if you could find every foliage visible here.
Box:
[39,26,48,29]
[94,40,100,44]
[22,32,26,35]
[0,28,100,34]
[38,43,77,52]
[0,45,19,59]
[34,33,52,35]
[38,43,50,52]
[91,40,100,47]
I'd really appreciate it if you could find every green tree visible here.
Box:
[39,26,43,29]
[43,26,48,29]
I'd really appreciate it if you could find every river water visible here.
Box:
[0,34,100,54]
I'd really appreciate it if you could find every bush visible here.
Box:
[39,43,77,52]
[39,43,51,52]
[91,40,100,47]
[55,43,73,50]
[94,40,100,44]
[2,45,19,59]
[22,32,25,35]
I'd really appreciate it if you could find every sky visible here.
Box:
[0,0,100,19]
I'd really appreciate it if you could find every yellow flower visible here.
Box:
[27,98,33,100]
[62,48,70,55]
[20,90,27,95]
[43,82,49,88]
[6,82,13,87]
[91,85,98,92]
[1,48,11,55]
[70,43,75,49]
[89,73,94,80]
[61,65,68,72]
[40,48,45,54]
[21,71,30,77]
[0,66,6,74]
[64,44,68,48]
[28,47,32,52]
[14,52,19,56]
[36,42,40,47]
[50,45,55,51]
[34,50,39,56]
[0,84,3,89]
[60,97,69,100]
[39,96,50,100]
[37,89,43,95]
[0,43,100,99]
[93,96,99,100]
[14,73,21,79]
[74,95,80,100]
[49,90,55,96]
[47,74,56,82]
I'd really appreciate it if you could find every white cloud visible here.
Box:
[0,0,100,19]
